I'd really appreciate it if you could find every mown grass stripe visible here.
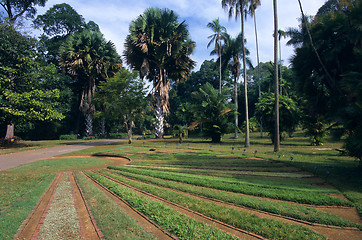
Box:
[108,166,351,206]
[0,173,56,240]
[105,168,361,229]
[86,171,240,240]
[99,170,327,240]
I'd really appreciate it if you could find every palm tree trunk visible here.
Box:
[219,43,222,93]
[273,0,280,152]
[154,93,164,138]
[241,13,250,147]
[279,36,283,95]
[254,13,263,138]
[100,117,106,138]
[85,113,93,137]
[234,75,239,138]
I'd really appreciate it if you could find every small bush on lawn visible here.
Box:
[59,134,78,140]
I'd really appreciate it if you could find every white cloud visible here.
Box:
[34,0,326,70]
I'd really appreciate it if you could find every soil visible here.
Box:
[14,172,102,240]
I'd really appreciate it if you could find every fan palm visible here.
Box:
[123,8,195,138]
[221,0,253,147]
[207,18,227,93]
[59,29,121,136]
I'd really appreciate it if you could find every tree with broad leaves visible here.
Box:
[94,69,147,144]
[0,0,47,25]
[124,8,195,139]
[0,22,64,139]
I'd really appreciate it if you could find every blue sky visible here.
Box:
[33,0,326,71]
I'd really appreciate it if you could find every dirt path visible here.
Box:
[15,172,102,240]
[0,139,122,171]
[81,171,176,240]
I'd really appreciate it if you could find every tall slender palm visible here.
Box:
[124,8,195,139]
[273,0,280,152]
[207,18,227,93]
[220,33,248,138]
[222,0,252,147]
[248,0,262,137]
[278,29,286,95]
[59,30,121,136]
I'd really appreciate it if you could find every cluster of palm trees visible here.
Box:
[206,0,280,150]
[123,1,281,151]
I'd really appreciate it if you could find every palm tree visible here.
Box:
[248,0,262,137]
[59,30,121,136]
[278,29,286,95]
[222,0,252,147]
[207,18,227,93]
[220,33,248,138]
[273,0,280,152]
[124,8,195,139]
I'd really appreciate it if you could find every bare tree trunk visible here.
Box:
[234,75,239,138]
[254,13,263,138]
[241,13,250,147]
[100,118,106,138]
[85,113,93,137]
[219,42,222,93]
[154,94,164,138]
[273,0,280,152]
[5,122,14,139]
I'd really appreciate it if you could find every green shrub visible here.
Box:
[59,134,77,140]
[108,133,127,139]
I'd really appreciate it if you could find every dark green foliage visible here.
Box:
[59,134,77,140]
[191,83,233,142]
[93,69,148,141]
[290,1,362,157]
[255,93,301,143]
[0,0,47,24]
[0,23,65,138]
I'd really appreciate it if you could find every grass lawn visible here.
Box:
[0,130,361,239]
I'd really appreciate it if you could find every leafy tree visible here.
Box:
[124,7,195,139]
[58,29,121,136]
[190,83,233,143]
[0,0,47,25]
[289,1,362,153]
[255,93,301,143]
[94,69,147,143]
[33,3,99,64]
[33,3,85,36]
[168,59,233,129]
[207,18,227,92]
[0,22,64,139]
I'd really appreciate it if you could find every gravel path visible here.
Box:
[0,139,122,171]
